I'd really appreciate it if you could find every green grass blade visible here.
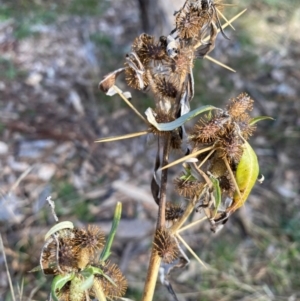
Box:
[100,202,122,261]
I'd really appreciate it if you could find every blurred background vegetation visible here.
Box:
[0,0,300,300]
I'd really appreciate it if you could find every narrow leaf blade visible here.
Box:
[51,273,74,301]
[145,105,218,131]
[100,202,122,261]
[44,221,74,241]
[210,175,222,216]
[250,116,274,125]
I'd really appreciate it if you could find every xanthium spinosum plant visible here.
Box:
[37,1,272,300]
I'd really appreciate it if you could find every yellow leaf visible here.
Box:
[228,141,259,212]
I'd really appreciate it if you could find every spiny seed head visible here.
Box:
[132,33,153,52]
[40,230,77,275]
[235,113,257,140]
[59,239,78,272]
[141,39,168,65]
[131,34,148,53]
[153,229,179,263]
[174,176,205,199]
[124,63,149,90]
[165,202,184,221]
[73,225,105,254]
[218,174,235,194]
[176,10,202,39]
[166,46,194,85]
[189,115,225,144]
[152,75,178,101]
[93,261,127,300]
[227,93,254,118]
[217,129,243,163]
[40,239,59,275]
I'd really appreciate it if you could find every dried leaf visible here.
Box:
[99,68,125,93]
[44,221,74,241]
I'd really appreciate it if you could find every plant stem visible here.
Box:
[142,134,171,301]
[157,135,171,229]
[141,251,162,301]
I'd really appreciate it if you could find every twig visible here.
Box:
[46,196,59,223]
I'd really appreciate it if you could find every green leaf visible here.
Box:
[83,266,104,276]
[80,274,94,291]
[145,105,218,131]
[179,166,197,181]
[249,116,274,125]
[229,141,259,212]
[51,273,74,301]
[44,221,74,241]
[210,175,221,217]
[86,265,116,286]
[100,202,122,261]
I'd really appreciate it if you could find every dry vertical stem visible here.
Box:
[142,134,171,301]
